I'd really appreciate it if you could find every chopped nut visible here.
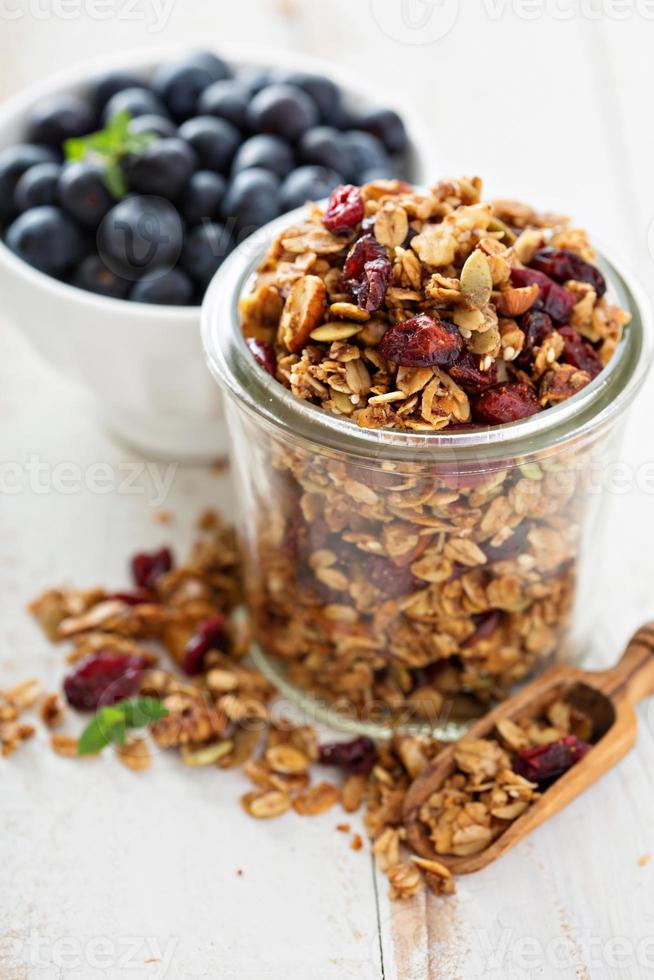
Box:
[50,733,80,758]
[387,863,422,900]
[5,678,42,710]
[292,782,340,816]
[242,789,292,819]
[265,744,309,775]
[116,738,152,771]
[279,275,328,353]
[40,693,66,729]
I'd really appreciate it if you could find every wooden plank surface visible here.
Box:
[1,2,654,978]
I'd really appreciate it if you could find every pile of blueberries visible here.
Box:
[0,51,410,305]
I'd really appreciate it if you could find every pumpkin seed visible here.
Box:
[468,324,501,356]
[487,215,517,244]
[181,740,234,766]
[309,322,362,342]
[460,249,493,308]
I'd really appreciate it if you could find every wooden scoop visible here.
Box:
[403,622,654,875]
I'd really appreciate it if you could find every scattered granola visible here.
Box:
[50,733,81,758]
[19,511,464,901]
[40,692,66,729]
[115,737,152,772]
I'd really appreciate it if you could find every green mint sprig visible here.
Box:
[64,111,156,199]
[77,696,168,756]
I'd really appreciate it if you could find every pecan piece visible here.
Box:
[278,275,328,353]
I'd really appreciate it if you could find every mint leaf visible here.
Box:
[63,112,157,199]
[122,697,169,727]
[103,163,127,200]
[77,697,168,756]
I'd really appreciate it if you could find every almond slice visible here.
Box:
[495,284,539,316]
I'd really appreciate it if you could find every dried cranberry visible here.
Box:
[379,314,462,368]
[342,234,386,279]
[130,547,173,590]
[486,521,531,561]
[530,247,606,298]
[513,735,592,786]
[516,310,553,367]
[108,589,155,606]
[449,350,498,390]
[246,337,276,376]
[367,555,420,597]
[318,736,377,774]
[557,326,602,378]
[472,382,540,425]
[182,614,226,675]
[511,268,577,324]
[322,184,364,234]
[342,234,392,312]
[464,610,501,647]
[63,652,147,710]
[443,421,484,431]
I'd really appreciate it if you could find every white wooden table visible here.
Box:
[2,3,654,977]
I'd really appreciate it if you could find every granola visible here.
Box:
[16,512,598,904]
[417,690,594,857]
[21,512,461,901]
[235,178,630,718]
[242,178,628,429]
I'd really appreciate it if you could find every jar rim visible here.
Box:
[202,206,653,463]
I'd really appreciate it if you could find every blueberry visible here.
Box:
[275,71,342,126]
[128,114,177,139]
[178,116,240,173]
[185,51,231,82]
[179,170,226,225]
[124,138,197,199]
[72,253,130,299]
[353,108,408,155]
[298,126,355,177]
[90,70,144,109]
[221,168,281,237]
[197,80,250,128]
[102,87,167,125]
[152,54,229,120]
[58,161,114,229]
[359,165,397,183]
[341,129,388,181]
[97,196,184,280]
[27,94,96,147]
[245,84,318,142]
[14,162,61,212]
[130,267,194,305]
[0,144,59,218]
[6,205,85,275]
[231,134,294,178]
[237,67,274,95]
[181,222,231,286]
[279,165,342,211]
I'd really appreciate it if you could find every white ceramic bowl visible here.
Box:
[0,44,429,461]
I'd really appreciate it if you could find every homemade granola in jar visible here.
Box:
[202,177,651,738]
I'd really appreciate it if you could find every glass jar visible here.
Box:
[202,215,652,739]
